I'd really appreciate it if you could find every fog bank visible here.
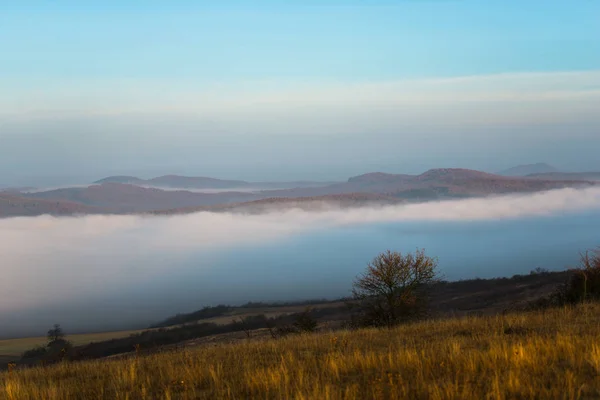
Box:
[1,187,600,338]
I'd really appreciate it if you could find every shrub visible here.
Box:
[266,308,320,337]
[21,346,47,360]
[292,307,318,333]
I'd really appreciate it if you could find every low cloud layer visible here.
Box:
[1,186,600,337]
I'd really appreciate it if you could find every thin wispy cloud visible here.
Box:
[3,70,600,119]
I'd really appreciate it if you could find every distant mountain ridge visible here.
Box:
[347,172,413,184]
[261,168,593,201]
[148,175,247,189]
[526,172,600,182]
[151,193,404,215]
[26,183,259,213]
[497,163,559,176]
[3,167,597,217]
[0,193,101,217]
[94,175,336,190]
[94,176,145,185]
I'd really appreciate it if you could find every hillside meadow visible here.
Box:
[3,303,600,399]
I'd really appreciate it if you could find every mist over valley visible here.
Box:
[1,184,600,337]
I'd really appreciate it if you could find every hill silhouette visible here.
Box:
[3,168,596,217]
[0,193,100,217]
[497,163,559,176]
[258,168,595,200]
[527,171,600,182]
[94,175,336,190]
[25,183,258,213]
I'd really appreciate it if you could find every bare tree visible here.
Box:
[47,324,65,344]
[236,317,252,339]
[265,319,278,339]
[350,249,439,328]
[564,247,600,303]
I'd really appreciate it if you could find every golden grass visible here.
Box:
[3,303,600,399]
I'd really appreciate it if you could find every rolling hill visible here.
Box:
[0,187,37,193]
[3,273,598,399]
[146,168,598,215]
[497,163,559,176]
[94,175,337,190]
[5,168,597,217]
[257,168,596,200]
[526,172,600,182]
[146,175,249,189]
[93,176,146,185]
[0,193,100,217]
[25,183,259,213]
[150,193,405,215]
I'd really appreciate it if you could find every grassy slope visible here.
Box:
[3,303,600,399]
[0,270,566,359]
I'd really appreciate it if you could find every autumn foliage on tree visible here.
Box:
[350,249,440,328]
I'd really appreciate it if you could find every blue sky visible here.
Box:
[1,1,599,184]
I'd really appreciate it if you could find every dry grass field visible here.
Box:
[3,302,600,399]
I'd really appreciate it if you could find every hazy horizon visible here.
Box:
[2,2,600,186]
[1,160,598,189]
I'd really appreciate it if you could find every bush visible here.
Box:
[292,307,318,333]
[266,308,320,338]
[21,345,47,360]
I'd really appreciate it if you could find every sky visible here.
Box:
[1,1,599,185]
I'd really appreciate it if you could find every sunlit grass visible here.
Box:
[3,303,600,399]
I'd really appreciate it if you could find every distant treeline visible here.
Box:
[24,306,347,363]
[151,298,344,328]
[151,305,232,328]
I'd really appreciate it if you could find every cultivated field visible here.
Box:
[0,331,143,359]
[3,303,600,399]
